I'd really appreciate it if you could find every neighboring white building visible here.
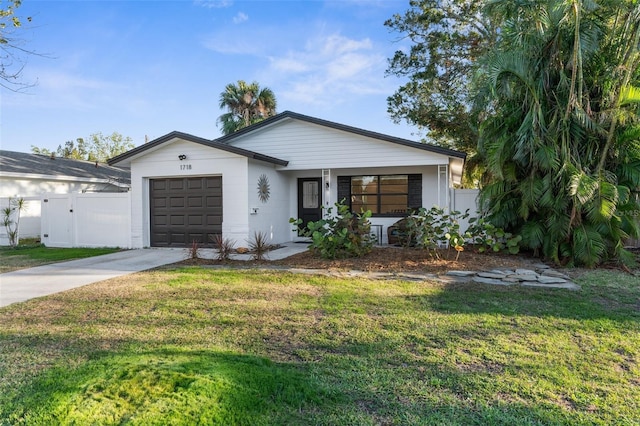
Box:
[0,150,130,243]
[109,111,466,248]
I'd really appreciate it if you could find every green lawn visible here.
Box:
[0,245,121,273]
[0,268,638,425]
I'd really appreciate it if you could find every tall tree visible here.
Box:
[217,80,277,135]
[31,132,135,162]
[385,0,498,179]
[1,0,34,90]
[476,0,640,266]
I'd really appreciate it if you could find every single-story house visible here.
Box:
[108,111,466,248]
[0,150,130,243]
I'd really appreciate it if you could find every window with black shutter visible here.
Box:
[337,174,422,216]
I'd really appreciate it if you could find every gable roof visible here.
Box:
[107,131,289,167]
[1,150,131,186]
[216,111,467,160]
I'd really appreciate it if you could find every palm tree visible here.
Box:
[475,0,640,267]
[217,80,277,135]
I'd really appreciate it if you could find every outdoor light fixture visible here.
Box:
[178,154,187,161]
[325,181,330,189]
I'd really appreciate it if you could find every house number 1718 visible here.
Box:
[180,164,192,170]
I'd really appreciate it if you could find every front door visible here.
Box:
[297,178,322,234]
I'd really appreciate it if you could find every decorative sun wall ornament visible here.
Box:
[257,174,270,203]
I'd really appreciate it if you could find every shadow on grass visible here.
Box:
[0,337,603,426]
[401,280,640,323]
[0,345,334,425]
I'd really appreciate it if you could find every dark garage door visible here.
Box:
[150,177,222,247]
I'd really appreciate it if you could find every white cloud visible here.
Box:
[270,56,310,73]
[266,33,390,107]
[37,70,120,92]
[2,68,137,113]
[193,0,233,9]
[233,12,248,24]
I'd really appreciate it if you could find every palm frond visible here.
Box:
[520,220,545,250]
[568,171,598,205]
[585,180,619,222]
[572,224,607,267]
[620,85,640,106]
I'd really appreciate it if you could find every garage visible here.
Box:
[149,177,222,247]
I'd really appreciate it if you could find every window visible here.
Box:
[338,174,421,216]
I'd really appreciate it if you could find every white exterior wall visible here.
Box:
[229,119,454,170]
[247,160,291,246]
[0,196,41,245]
[129,139,250,248]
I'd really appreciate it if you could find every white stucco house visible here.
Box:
[0,150,130,244]
[108,111,466,248]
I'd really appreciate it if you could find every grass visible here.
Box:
[0,267,638,425]
[0,244,121,273]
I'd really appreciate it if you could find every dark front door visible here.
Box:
[150,177,222,247]
[297,177,322,234]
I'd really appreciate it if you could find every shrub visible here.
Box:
[2,197,26,247]
[392,207,521,259]
[466,216,522,254]
[186,240,201,259]
[211,234,235,261]
[290,200,374,259]
[399,207,470,260]
[247,231,270,261]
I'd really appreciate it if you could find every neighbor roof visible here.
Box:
[216,110,467,160]
[107,131,289,167]
[0,150,131,185]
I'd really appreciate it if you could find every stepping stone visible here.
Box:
[537,276,567,284]
[437,275,473,283]
[397,273,431,281]
[533,263,551,269]
[522,281,581,291]
[477,272,507,279]
[541,270,571,279]
[447,270,477,277]
[509,274,539,281]
[473,276,514,286]
[515,268,537,275]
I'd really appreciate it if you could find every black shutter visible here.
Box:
[408,174,422,211]
[337,176,351,206]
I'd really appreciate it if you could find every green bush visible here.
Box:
[398,207,470,260]
[290,200,374,259]
[466,216,522,254]
[394,207,522,259]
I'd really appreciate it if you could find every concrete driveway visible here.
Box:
[0,244,309,308]
[0,248,186,308]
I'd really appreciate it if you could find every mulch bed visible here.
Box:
[180,247,565,275]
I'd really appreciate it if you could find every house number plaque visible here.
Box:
[180,164,192,170]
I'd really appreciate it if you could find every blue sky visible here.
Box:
[1,0,418,154]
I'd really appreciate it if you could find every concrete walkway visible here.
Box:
[0,244,309,308]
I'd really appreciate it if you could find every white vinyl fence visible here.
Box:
[450,189,640,248]
[452,189,480,232]
[41,192,131,248]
